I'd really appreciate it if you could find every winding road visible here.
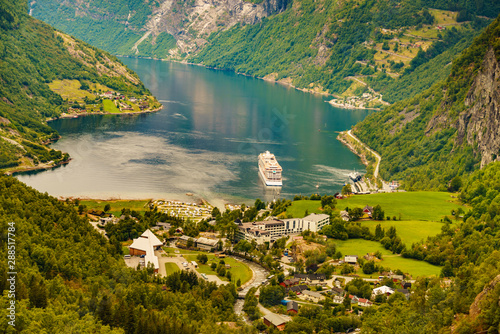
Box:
[347,129,381,179]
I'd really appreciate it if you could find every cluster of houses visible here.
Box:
[277,273,412,310]
[262,272,414,331]
[236,213,330,245]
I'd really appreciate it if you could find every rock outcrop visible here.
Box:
[459,47,500,167]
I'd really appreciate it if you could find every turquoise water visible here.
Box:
[17,59,371,205]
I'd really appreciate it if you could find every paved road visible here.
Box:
[347,130,382,180]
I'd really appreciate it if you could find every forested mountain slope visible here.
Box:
[0,0,156,173]
[353,15,500,190]
[0,175,249,333]
[31,0,499,103]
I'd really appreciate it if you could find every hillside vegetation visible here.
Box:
[32,0,498,104]
[0,175,250,333]
[0,0,157,173]
[354,15,500,190]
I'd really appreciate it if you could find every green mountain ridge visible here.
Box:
[31,0,499,104]
[0,0,157,173]
[353,14,500,190]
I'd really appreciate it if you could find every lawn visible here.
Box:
[359,220,451,245]
[338,191,464,221]
[184,254,253,285]
[286,200,323,218]
[102,99,121,113]
[165,262,180,276]
[78,199,150,217]
[334,239,441,277]
[288,191,465,222]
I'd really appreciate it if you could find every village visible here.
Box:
[105,201,416,332]
[46,78,161,118]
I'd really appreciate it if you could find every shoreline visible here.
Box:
[118,55,338,98]
[45,105,163,122]
[5,158,72,176]
[7,106,164,177]
[327,100,381,111]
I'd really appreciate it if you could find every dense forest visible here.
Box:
[354,14,500,190]
[0,0,154,172]
[0,176,252,333]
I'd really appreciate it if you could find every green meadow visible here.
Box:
[288,191,465,221]
[359,220,451,245]
[286,191,466,277]
[78,199,151,216]
[165,262,180,276]
[184,254,253,285]
[335,239,441,277]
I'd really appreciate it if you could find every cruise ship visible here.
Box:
[258,151,283,186]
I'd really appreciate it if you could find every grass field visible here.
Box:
[78,199,150,217]
[288,192,464,221]
[359,220,453,245]
[286,200,323,218]
[165,262,180,276]
[48,79,94,101]
[102,99,120,113]
[335,239,441,277]
[184,254,253,285]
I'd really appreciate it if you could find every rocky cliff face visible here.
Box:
[452,274,500,333]
[30,0,288,58]
[426,44,500,169]
[142,0,288,55]
[459,47,500,167]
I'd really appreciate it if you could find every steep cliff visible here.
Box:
[354,15,500,190]
[30,0,288,58]
[460,47,500,167]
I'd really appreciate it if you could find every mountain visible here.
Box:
[353,15,500,190]
[30,0,499,103]
[0,0,159,173]
[29,0,289,57]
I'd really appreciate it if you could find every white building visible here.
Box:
[236,214,330,244]
[196,237,218,251]
[129,229,163,273]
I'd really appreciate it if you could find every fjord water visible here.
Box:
[17,59,371,205]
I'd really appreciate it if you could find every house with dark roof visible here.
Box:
[280,278,300,289]
[286,301,299,314]
[397,289,411,300]
[289,285,308,294]
[331,287,345,296]
[401,281,412,289]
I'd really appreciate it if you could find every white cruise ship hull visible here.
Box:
[259,167,282,186]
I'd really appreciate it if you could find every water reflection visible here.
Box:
[17,59,372,205]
